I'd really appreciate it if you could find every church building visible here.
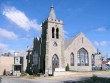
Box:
[26,6,102,75]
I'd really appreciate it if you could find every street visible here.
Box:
[0,71,110,83]
[0,76,90,83]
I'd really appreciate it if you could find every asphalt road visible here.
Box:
[0,76,91,83]
[0,72,110,83]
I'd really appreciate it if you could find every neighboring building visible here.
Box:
[102,61,110,70]
[0,56,14,75]
[12,51,27,75]
[27,6,102,75]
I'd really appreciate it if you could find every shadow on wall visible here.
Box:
[62,75,110,83]
[3,69,6,75]
[0,77,2,83]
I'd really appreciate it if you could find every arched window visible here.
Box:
[52,54,59,70]
[92,54,95,66]
[52,27,55,38]
[77,48,89,66]
[70,53,74,66]
[56,28,59,39]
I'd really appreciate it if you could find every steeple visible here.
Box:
[48,5,56,20]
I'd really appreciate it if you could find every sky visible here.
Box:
[0,0,110,58]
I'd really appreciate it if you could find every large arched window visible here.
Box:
[56,28,59,39]
[52,27,55,38]
[70,53,74,66]
[77,48,89,66]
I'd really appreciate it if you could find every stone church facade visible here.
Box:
[27,6,102,75]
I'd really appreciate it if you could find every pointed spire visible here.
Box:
[48,5,56,20]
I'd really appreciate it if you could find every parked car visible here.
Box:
[106,64,110,69]
[92,66,97,70]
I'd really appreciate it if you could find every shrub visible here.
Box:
[66,63,70,71]
[3,69,6,75]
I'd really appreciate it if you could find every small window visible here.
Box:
[56,28,59,39]
[82,37,83,43]
[16,59,18,62]
[70,53,74,66]
[52,27,55,38]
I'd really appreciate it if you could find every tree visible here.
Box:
[1,52,12,56]
[3,69,6,75]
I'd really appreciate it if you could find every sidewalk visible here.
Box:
[46,71,110,79]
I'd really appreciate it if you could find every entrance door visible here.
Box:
[52,54,59,71]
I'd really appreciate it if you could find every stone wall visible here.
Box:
[64,33,97,71]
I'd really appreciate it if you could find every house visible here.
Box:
[12,51,27,76]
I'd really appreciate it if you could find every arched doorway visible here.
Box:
[52,54,59,71]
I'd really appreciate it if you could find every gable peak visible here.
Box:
[79,32,84,35]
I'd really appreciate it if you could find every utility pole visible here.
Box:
[106,53,108,61]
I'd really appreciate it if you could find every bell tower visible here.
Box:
[40,6,65,74]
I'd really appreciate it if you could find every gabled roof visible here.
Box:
[64,32,83,50]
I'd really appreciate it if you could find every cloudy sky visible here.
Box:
[0,0,110,58]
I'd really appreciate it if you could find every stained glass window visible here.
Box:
[77,48,89,66]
